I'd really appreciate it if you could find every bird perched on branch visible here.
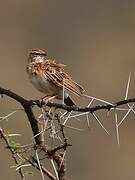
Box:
[26,49,84,106]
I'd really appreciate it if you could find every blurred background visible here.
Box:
[1,0,135,179]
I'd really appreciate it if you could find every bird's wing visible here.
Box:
[42,59,84,96]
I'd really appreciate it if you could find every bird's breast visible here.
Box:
[29,73,62,97]
[27,63,63,97]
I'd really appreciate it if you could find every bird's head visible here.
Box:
[28,49,47,64]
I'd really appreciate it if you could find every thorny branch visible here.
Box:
[0,87,71,179]
[1,87,135,115]
[1,86,135,179]
[0,128,25,179]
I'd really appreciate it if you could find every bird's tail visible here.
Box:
[64,96,75,106]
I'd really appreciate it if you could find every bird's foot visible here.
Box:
[40,95,56,106]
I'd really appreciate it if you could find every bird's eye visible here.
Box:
[26,65,29,71]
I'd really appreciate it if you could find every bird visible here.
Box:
[26,49,84,106]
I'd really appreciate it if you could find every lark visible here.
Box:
[26,49,84,106]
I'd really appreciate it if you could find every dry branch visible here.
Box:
[1,86,135,179]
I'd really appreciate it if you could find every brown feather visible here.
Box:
[43,59,84,96]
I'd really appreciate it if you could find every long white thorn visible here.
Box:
[64,125,85,131]
[92,113,110,135]
[125,72,131,100]
[59,151,66,170]
[0,110,17,121]
[83,94,113,105]
[51,159,59,180]
[36,150,45,180]
[63,112,72,125]
[69,112,88,118]
[86,113,90,128]
[87,98,94,107]
[124,73,135,114]
[62,80,65,105]
[114,110,120,145]
[60,111,69,119]
[16,164,31,171]
[127,104,135,114]
[118,104,134,127]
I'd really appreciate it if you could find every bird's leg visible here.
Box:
[40,95,56,106]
